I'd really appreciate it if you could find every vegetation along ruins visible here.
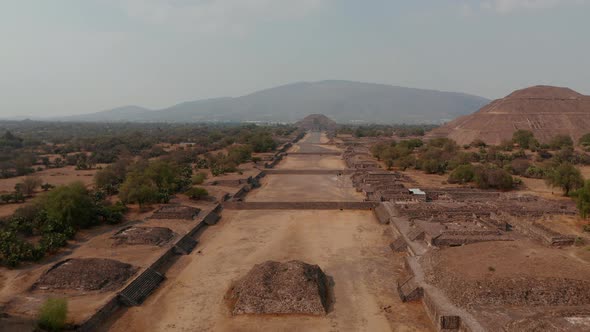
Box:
[2,1,590,331]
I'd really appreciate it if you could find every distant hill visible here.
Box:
[59,105,153,122]
[56,81,490,124]
[428,85,590,145]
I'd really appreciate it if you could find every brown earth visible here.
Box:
[429,85,590,146]
[421,240,590,308]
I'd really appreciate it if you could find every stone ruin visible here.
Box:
[148,204,201,220]
[343,146,381,170]
[227,260,331,315]
[33,258,138,292]
[111,226,175,246]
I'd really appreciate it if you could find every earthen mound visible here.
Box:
[111,226,174,246]
[34,258,137,292]
[227,260,330,315]
[429,85,590,145]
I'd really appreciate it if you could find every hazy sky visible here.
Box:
[1,0,589,117]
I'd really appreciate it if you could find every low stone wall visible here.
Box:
[286,151,341,156]
[76,296,121,332]
[514,219,575,246]
[75,204,223,331]
[223,201,378,210]
[373,203,391,224]
[262,169,355,175]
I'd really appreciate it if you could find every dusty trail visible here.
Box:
[105,132,433,332]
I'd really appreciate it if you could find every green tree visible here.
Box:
[94,166,122,194]
[118,173,159,208]
[38,182,99,230]
[512,130,538,149]
[545,163,584,195]
[575,180,590,219]
[448,164,475,184]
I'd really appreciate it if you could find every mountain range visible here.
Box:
[56,80,490,124]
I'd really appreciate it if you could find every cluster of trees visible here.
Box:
[0,182,125,267]
[371,130,590,216]
[0,122,295,180]
[338,124,436,138]
[371,137,518,190]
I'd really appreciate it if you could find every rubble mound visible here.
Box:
[34,258,137,292]
[429,85,590,145]
[296,114,337,131]
[111,226,175,246]
[228,260,330,315]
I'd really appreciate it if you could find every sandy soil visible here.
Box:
[246,175,364,202]
[105,210,432,332]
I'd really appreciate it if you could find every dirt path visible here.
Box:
[106,210,431,332]
[104,132,433,332]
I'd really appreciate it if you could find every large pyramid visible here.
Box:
[428,86,590,146]
[296,114,338,131]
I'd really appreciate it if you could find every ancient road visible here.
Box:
[105,132,432,332]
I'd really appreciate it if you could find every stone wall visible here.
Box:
[223,201,378,210]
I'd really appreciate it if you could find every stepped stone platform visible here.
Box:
[111,226,175,246]
[34,258,138,292]
[149,205,201,220]
[227,260,331,315]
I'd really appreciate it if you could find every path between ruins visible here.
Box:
[103,132,433,332]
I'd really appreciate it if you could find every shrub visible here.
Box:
[510,159,531,176]
[185,187,209,200]
[191,172,207,185]
[38,298,68,332]
[580,133,590,151]
[448,164,475,184]
[512,130,538,149]
[549,135,574,150]
[40,233,68,253]
[474,166,515,190]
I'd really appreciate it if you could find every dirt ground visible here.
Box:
[105,210,432,332]
[277,155,345,169]
[0,166,102,218]
[104,133,433,332]
[246,175,364,202]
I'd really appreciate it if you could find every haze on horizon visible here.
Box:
[1,0,589,118]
